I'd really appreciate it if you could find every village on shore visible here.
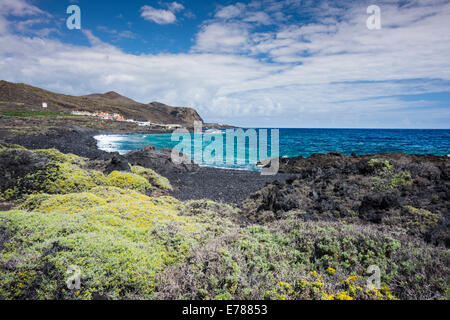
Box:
[70,110,183,129]
[40,100,184,130]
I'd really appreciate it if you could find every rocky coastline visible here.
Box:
[0,118,449,300]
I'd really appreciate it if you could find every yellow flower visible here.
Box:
[322,293,335,300]
[346,275,358,282]
[313,281,323,288]
[336,291,354,300]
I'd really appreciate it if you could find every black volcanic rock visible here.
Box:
[104,155,131,174]
[124,145,199,176]
[241,152,450,247]
[358,193,400,223]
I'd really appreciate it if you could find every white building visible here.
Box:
[71,111,93,116]
[42,102,47,108]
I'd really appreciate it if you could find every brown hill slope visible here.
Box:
[83,91,138,104]
[0,80,203,125]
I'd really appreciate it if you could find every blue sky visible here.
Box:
[0,0,449,128]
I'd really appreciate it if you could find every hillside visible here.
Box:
[0,80,203,125]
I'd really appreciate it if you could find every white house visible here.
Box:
[71,111,93,116]
[42,102,47,108]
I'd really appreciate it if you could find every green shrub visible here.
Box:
[0,146,155,199]
[105,171,152,193]
[156,220,449,300]
[131,166,172,190]
[369,159,412,191]
[403,206,439,234]
[1,146,448,300]
[0,188,207,300]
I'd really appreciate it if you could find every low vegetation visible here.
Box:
[0,145,448,300]
[0,109,75,118]
[368,159,413,191]
[0,146,165,200]
[131,166,172,191]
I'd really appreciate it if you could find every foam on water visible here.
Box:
[95,129,450,171]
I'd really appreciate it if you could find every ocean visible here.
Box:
[95,128,450,171]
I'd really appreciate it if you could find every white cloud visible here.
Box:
[140,6,177,24]
[215,4,244,19]
[0,0,50,35]
[140,2,186,24]
[0,0,46,17]
[167,2,185,13]
[244,11,272,25]
[97,26,137,40]
[193,23,250,53]
[82,29,108,47]
[0,0,449,128]
[0,16,9,35]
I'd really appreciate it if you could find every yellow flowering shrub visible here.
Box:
[1,146,447,300]
[263,271,397,301]
[131,166,172,190]
[0,188,209,300]
[105,171,152,193]
[264,282,294,300]
[34,148,85,165]
[335,291,354,300]
[0,146,160,200]
[44,162,107,194]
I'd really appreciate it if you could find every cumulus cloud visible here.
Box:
[244,11,272,25]
[215,4,244,19]
[194,23,250,53]
[167,2,185,13]
[140,2,185,24]
[140,6,177,24]
[0,0,47,17]
[0,0,50,35]
[82,29,110,47]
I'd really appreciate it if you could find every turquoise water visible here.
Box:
[95,129,450,171]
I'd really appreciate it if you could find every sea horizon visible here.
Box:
[96,128,450,171]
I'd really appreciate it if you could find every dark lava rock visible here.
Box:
[241,153,449,247]
[104,155,131,174]
[124,146,199,176]
[3,126,111,160]
[0,148,50,193]
[358,194,400,223]
[360,193,400,211]
[256,181,299,213]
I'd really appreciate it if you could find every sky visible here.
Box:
[0,0,449,128]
